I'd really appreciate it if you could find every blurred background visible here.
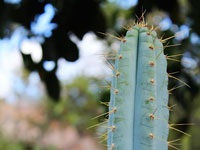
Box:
[0,0,200,149]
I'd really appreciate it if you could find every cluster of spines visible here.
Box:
[89,21,191,150]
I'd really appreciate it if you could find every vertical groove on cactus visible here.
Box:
[107,23,169,150]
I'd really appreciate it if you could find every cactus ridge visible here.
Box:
[107,23,169,150]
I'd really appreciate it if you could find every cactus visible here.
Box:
[107,22,169,150]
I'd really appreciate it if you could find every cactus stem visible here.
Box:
[105,22,179,150]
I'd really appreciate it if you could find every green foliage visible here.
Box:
[107,24,169,150]
[0,133,56,150]
[0,134,24,150]
[46,76,106,132]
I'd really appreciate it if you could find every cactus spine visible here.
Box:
[107,23,169,150]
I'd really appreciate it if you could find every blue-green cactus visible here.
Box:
[107,23,169,150]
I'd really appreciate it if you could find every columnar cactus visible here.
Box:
[107,23,169,150]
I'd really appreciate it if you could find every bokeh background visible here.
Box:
[0,0,200,149]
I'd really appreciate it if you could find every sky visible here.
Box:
[0,2,112,102]
[0,0,197,102]
[109,0,138,9]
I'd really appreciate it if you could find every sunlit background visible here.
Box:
[0,0,200,149]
